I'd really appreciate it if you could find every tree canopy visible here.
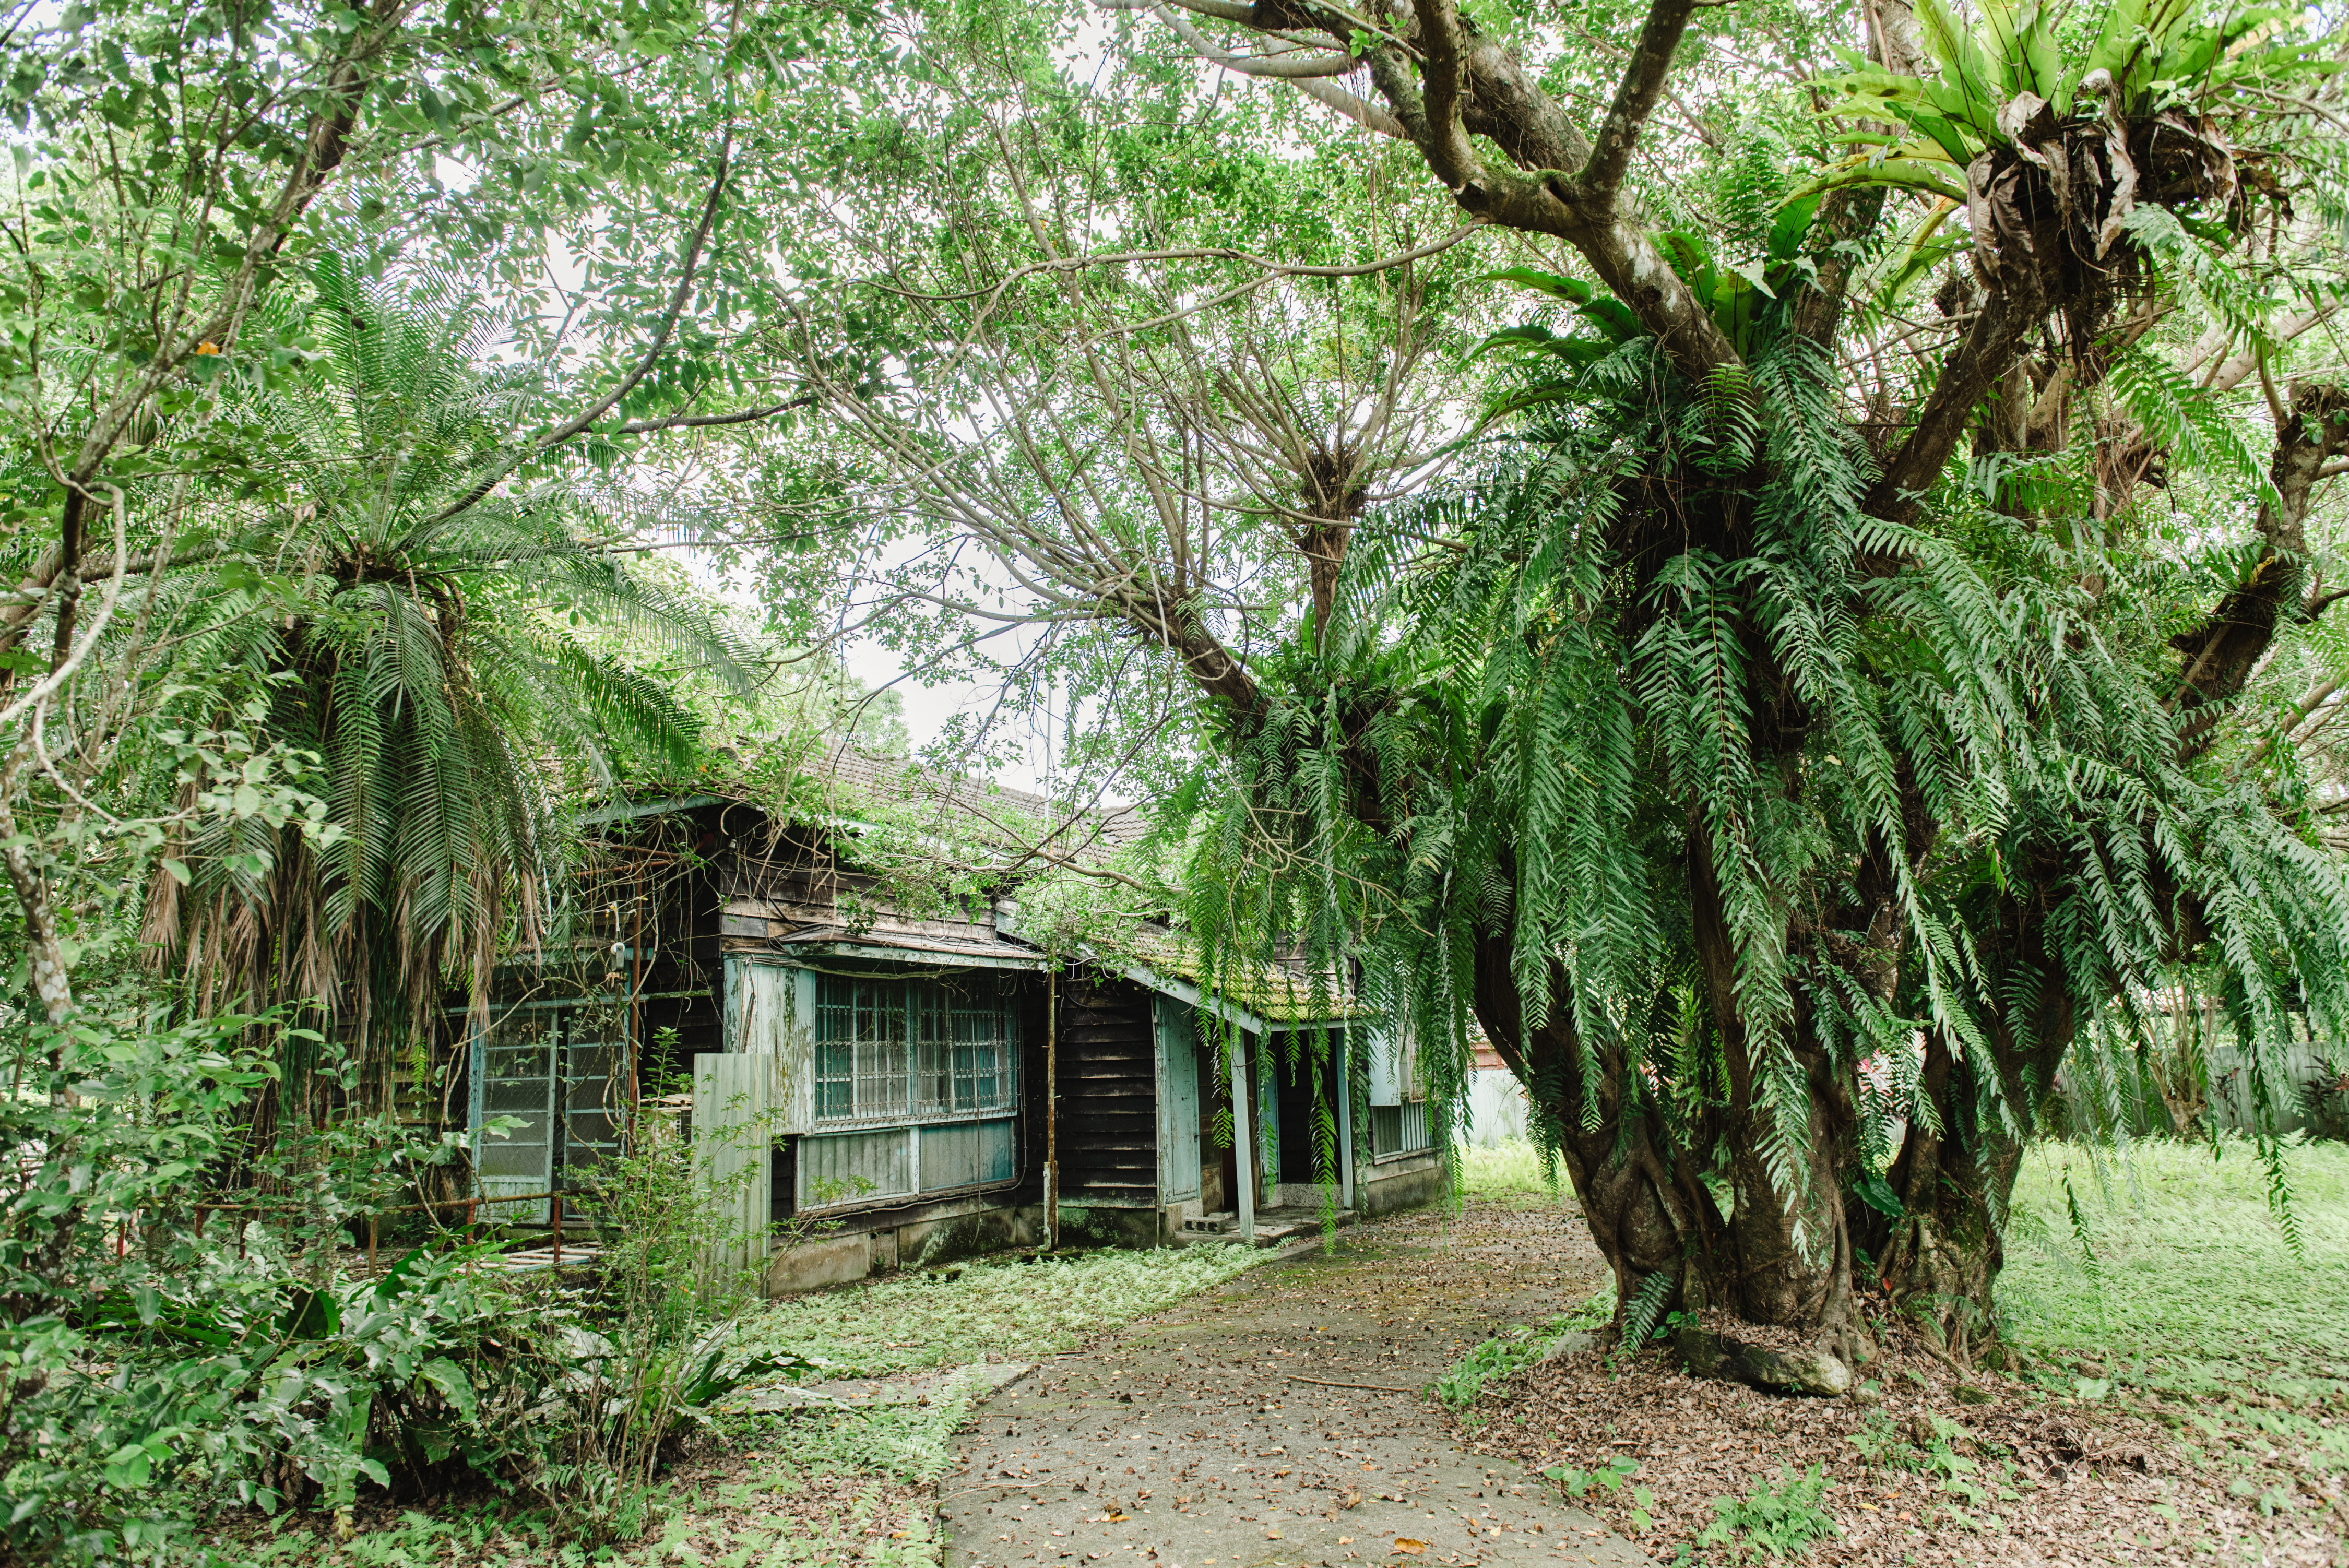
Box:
[5,0,2349,1397]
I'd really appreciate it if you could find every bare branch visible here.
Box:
[1575,0,1699,204]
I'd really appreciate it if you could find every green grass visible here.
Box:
[1456,1137,1569,1203]
[1998,1135,2349,1525]
[2000,1135,2349,1384]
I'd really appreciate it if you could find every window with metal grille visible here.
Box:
[814,974,1017,1125]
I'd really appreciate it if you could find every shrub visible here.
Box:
[0,1009,586,1562]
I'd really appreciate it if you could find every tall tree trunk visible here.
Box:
[1470,929,1724,1318]
[1469,923,1871,1367]
[1863,945,2074,1363]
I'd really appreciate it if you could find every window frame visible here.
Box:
[812,972,1019,1129]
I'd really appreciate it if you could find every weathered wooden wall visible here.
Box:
[1057,976,1159,1204]
[719,833,1003,950]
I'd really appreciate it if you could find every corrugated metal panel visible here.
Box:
[919,1118,1015,1190]
[693,1052,782,1278]
[730,959,796,1055]
[801,1126,914,1205]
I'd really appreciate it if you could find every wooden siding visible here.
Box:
[1058,977,1159,1203]
[721,840,1001,950]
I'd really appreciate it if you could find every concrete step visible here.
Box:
[1173,1207,1358,1248]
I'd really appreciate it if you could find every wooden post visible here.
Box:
[551,1193,563,1268]
[1336,1029,1356,1214]
[1045,969,1059,1251]
[1229,1027,1255,1244]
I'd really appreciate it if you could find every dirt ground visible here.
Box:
[941,1191,2348,1568]
[938,1198,1638,1568]
[1454,1325,2348,1567]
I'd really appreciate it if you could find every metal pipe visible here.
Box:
[1045,969,1060,1251]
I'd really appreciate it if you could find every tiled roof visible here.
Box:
[789,747,1148,862]
[1114,924,1365,1027]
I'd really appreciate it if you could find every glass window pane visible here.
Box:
[812,973,1015,1126]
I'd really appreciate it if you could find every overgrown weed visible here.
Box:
[1455,1138,1568,1205]
[1432,1288,1610,1409]
[215,1244,1265,1565]
[1679,1465,1836,1564]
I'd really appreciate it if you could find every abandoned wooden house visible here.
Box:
[456,753,1444,1293]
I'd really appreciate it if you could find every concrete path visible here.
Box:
[937,1201,1649,1568]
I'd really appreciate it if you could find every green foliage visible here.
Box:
[1680,1465,1836,1564]
[1542,1454,1642,1499]
[1165,0,2348,1336]
[0,1006,576,1565]
[1430,1303,1594,1409]
[2000,1137,2349,1390]
[739,1243,1261,1381]
[1455,1136,1566,1202]
[535,1104,797,1547]
[1999,1139,2349,1520]
[149,259,757,1074]
[1803,0,2335,202]
[0,988,806,1562]
[1614,1270,1677,1368]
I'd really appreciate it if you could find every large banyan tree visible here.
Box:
[1138,0,2349,1377]
[782,0,2349,1382]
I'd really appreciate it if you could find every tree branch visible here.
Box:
[1129,0,1741,382]
[610,392,813,435]
[1864,283,2038,526]
[430,130,735,525]
[2172,382,2349,759]
[1574,0,1696,204]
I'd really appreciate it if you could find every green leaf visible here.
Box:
[419,1356,478,1420]
[103,1445,153,1491]
[1854,1170,1905,1220]
[1786,158,1970,208]
[1767,195,1823,263]
[1908,114,1979,169]
[277,1287,339,1340]
[1481,268,1595,304]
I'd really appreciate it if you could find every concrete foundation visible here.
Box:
[763,1233,872,1296]
[761,1195,1043,1297]
[1360,1151,1447,1216]
[1052,1203,1161,1250]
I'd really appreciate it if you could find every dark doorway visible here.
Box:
[1272,1029,1342,1185]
